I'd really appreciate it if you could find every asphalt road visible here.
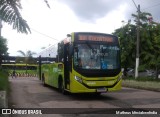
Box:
[8,77,160,117]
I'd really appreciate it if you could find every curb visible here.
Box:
[0,91,8,108]
[0,91,9,117]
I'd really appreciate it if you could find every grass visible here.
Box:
[122,77,160,92]
[0,69,9,91]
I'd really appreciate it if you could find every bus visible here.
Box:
[40,32,122,94]
[1,63,38,77]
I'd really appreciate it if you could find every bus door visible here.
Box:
[63,43,70,89]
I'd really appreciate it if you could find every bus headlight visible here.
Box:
[75,76,83,83]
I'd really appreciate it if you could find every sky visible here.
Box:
[2,0,160,57]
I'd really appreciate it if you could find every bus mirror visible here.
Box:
[67,34,71,37]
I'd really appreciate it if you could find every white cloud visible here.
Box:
[2,0,127,57]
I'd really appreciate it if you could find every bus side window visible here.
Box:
[58,64,63,70]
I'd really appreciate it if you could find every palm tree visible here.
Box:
[0,0,50,34]
[16,50,36,73]
[0,0,31,34]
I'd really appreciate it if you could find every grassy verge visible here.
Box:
[122,77,160,92]
[0,69,9,91]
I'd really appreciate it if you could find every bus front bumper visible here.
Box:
[69,78,122,93]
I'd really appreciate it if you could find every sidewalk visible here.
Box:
[0,91,9,117]
[0,91,8,108]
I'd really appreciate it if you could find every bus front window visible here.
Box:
[74,43,120,70]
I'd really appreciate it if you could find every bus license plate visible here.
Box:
[96,88,106,92]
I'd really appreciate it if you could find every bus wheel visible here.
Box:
[95,92,101,96]
[58,78,67,95]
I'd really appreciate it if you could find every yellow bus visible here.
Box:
[1,63,38,77]
[40,32,122,94]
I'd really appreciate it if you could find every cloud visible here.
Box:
[140,1,160,21]
[4,0,160,56]
[122,0,160,22]
[59,0,127,22]
[58,0,160,23]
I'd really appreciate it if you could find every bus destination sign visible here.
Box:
[78,35,114,43]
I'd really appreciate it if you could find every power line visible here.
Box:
[0,19,2,37]
[131,0,138,10]
[31,28,59,41]
[142,2,160,10]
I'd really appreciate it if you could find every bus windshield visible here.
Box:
[74,43,120,70]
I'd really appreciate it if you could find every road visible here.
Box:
[8,77,160,117]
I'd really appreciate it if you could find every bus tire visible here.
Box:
[42,73,46,86]
[95,92,101,96]
[58,76,67,95]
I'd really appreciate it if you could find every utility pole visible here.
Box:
[0,19,2,65]
[135,5,140,78]
[0,19,2,37]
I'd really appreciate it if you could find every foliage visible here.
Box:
[0,69,9,91]
[16,50,36,73]
[16,50,36,64]
[0,0,31,34]
[124,76,160,82]
[113,22,136,76]
[0,36,8,65]
[113,11,160,79]
[0,36,8,55]
[0,0,50,34]
[122,79,160,92]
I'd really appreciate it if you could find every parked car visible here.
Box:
[127,69,155,77]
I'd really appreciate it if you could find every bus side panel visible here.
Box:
[49,63,59,88]
[43,63,64,89]
[41,64,49,85]
[48,65,52,86]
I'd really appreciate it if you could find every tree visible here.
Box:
[132,12,160,79]
[113,22,136,77]
[0,36,8,65]
[16,50,36,64]
[0,0,50,34]
[132,12,152,70]
[16,50,36,73]
[113,11,160,78]
[140,23,160,79]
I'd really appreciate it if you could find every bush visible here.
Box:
[122,76,160,92]
[124,76,160,82]
[122,80,160,92]
[0,69,9,91]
